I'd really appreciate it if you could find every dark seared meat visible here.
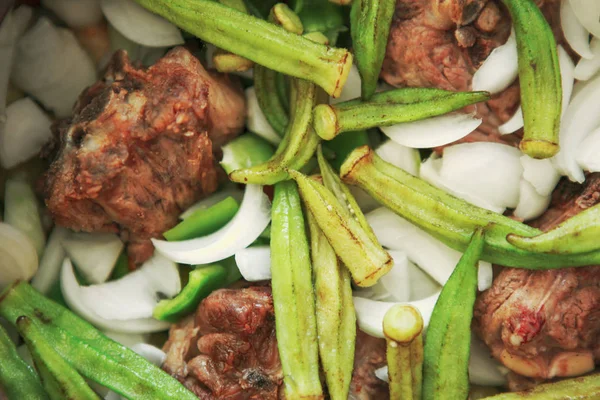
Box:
[42,47,245,265]
[162,286,389,399]
[474,174,600,383]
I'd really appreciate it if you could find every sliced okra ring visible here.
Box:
[423,228,484,400]
[339,145,600,269]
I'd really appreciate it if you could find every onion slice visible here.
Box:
[574,37,600,81]
[62,232,124,284]
[375,140,420,176]
[41,0,103,28]
[245,87,281,145]
[235,245,271,282]
[331,64,361,104]
[31,227,69,294]
[520,155,560,197]
[561,0,593,59]
[0,223,38,290]
[498,106,523,135]
[100,0,184,47]
[380,112,481,149]
[153,184,271,265]
[577,126,600,172]
[469,335,508,386]
[514,179,551,221]
[472,29,518,94]
[569,0,600,40]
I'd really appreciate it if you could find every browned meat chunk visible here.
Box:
[43,47,246,265]
[474,174,600,385]
[162,286,390,399]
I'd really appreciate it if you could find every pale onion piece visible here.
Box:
[107,22,166,67]
[130,343,166,366]
[558,45,576,118]
[349,186,381,214]
[574,37,600,81]
[353,293,440,339]
[0,11,15,120]
[42,0,103,28]
[472,29,518,94]
[470,335,508,386]
[576,125,600,172]
[498,106,523,135]
[514,179,551,221]
[331,64,361,104]
[0,98,52,168]
[11,6,34,38]
[245,87,281,145]
[561,0,593,59]
[62,232,124,285]
[520,155,561,197]
[0,222,38,290]
[406,261,440,301]
[235,246,271,282]
[180,187,244,220]
[379,250,410,303]
[375,140,420,176]
[100,0,184,47]
[153,184,271,265]
[61,258,172,333]
[11,17,96,118]
[76,253,180,320]
[569,0,600,39]
[554,72,600,182]
[375,366,388,382]
[441,142,523,209]
[102,331,149,349]
[380,112,482,149]
[477,261,493,292]
[31,227,69,294]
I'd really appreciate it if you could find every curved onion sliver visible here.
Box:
[472,29,518,94]
[235,245,271,282]
[514,179,551,222]
[574,37,600,81]
[375,140,420,176]
[561,0,593,59]
[577,126,600,173]
[568,0,600,39]
[520,155,560,197]
[331,64,361,104]
[245,87,281,145]
[0,223,38,290]
[31,227,69,295]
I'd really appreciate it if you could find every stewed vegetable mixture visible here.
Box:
[0,0,600,399]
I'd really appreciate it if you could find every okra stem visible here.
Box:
[485,373,600,399]
[134,0,353,97]
[340,146,600,268]
[422,228,484,400]
[313,90,490,140]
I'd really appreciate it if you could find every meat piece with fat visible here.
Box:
[42,47,246,266]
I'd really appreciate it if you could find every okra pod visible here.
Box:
[350,0,396,99]
[212,50,254,73]
[486,373,600,399]
[340,146,600,268]
[422,228,484,400]
[313,89,490,140]
[0,324,47,399]
[307,211,355,400]
[133,0,353,97]
[501,0,561,159]
[0,282,198,400]
[17,316,99,400]
[289,169,392,286]
[270,181,323,399]
[383,305,424,400]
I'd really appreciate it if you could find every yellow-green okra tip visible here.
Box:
[313,104,339,140]
[519,139,559,159]
[383,304,424,343]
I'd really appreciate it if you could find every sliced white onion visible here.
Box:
[375,140,420,176]
[62,232,124,285]
[100,0,183,47]
[469,335,508,386]
[61,258,173,333]
[568,0,600,39]
[153,184,271,265]
[358,250,411,303]
[106,22,166,67]
[380,112,482,149]
[514,179,551,221]
[180,187,244,220]
[574,37,600,81]
[0,222,38,290]
[331,64,361,104]
[375,366,389,382]
[576,125,600,172]
[0,11,15,123]
[42,0,103,28]
[0,98,52,169]
[472,29,518,94]
[245,87,281,145]
[349,186,381,214]
[558,45,576,118]
[11,17,96,118]
[561,0,593,59]
[520,155,560,197]
[478,262,493,292]
[498,106,523,135]
[103,331,149,349]
[406,261,440,300]
[235,245,271,282]
[31,227,69,294]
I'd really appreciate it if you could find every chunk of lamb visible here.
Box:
[162,286,390,399]
[474,174,600,389]
[43,47,246,266]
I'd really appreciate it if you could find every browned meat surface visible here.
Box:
[162,286,389,399]
[42,47,245,265]
[474,174,600,384]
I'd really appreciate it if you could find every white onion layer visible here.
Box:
[235,246,271,282]
[62,232,124,285]
[568,0,600,39]
[153,184,271,265]
[469,335,508,386]
[375,140,420,176]
[498,106,523,135]
[42,0,103,28]
[245,87,281,145]
[514,179,551,221]
[331,64,361,104]
[0,223,38,290]
[561,0,593,59]
[574,37,600,81]
[472,29,518,94]
[576,126,600,172]
[520,156,560,197]
[31,227,69,295]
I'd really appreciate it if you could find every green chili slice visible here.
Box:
[485,373,600,399]
[220,133,276,174]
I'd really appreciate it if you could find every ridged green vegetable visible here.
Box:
[270,181,322,399]
[485,373,600,399]
[350,0,396,99]
[422,228,484,400]
[211,0,254,72]
[501,0,562,159]
[339,146,600,269]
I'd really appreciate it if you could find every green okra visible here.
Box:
[16,316,99,400]
[307,211,355,400]
[422,228,484,400]
[323,130,370,170]
[350,0,396,99]
[340,146,600,269]
[153,264,228,322]
[212,50,254,73]
[383,305,424,400]
[0,324,47,400]
[486,373,600,399]
[0,282,198,400]
[270,181,323,399]
[269,3,304,34]
[133,0,353,97]
[507,203,600,255]
[312,89,490,140]
[501,0,562,159]
[289,169,392,286]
